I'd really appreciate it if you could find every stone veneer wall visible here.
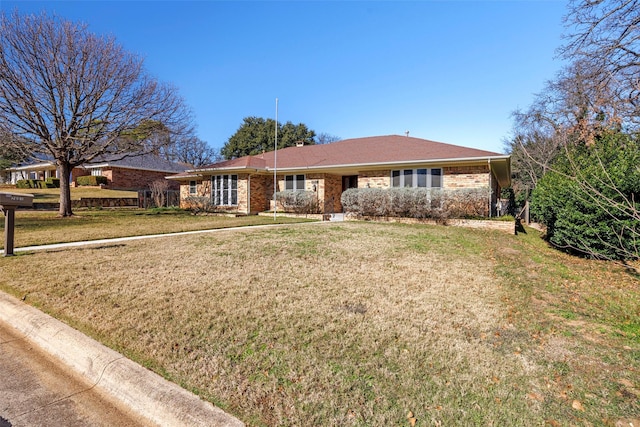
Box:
[442,165,490,189]
[179,178,210,209]
[358,170,391,189]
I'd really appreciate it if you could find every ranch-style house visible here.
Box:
[168,135,511,216]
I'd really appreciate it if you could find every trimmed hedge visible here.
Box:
[276,190,319,214]
[76,175,108,186]
[341,187,491,219]
[16,179,46,188]
[45,177,60,188]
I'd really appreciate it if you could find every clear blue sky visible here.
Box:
[2,1,568,154]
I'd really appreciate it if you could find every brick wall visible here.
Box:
[359,170,391,188]
[249,174,270,213]
[443,165,490,189]
[323,174,343,213]
[108,167,180,190]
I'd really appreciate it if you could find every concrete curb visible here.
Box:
[0,292,244,427]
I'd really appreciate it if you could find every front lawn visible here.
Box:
[0,221,638,425]
[7,186,138,203]
[0,209,311,250]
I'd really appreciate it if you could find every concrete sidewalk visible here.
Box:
[0,292,244,427]
[0,221,320,255]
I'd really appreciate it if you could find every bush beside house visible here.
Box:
[341,187,491,220]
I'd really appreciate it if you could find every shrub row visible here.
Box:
[341,187,491,219]
[76,175,108,186]
[15,179,58,189]
[275,190,319,214]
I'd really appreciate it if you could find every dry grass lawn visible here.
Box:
[1,210,309,249]
[0,221,638,426]
[7,187,138,202]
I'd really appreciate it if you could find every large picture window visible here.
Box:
[391,168,442,188]
[285,174,305,191]
[212,175,238,206]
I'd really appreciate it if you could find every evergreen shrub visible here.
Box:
[76,175,108,186]
[531,131,640,260]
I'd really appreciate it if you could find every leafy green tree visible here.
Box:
[221,117,316,159]
[531,131,640,261]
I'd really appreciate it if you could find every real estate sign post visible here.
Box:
[0,192,33,256]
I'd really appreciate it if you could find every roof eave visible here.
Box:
[269,155,510,172]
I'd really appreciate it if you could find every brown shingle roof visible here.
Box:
[194,135,505,172]
[169,135,511,186]
[261,135,503,169]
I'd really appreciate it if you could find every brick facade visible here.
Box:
[443,165,491,189]
[73,167,179,190]
[178,164,499,215]
[358,170,391,189]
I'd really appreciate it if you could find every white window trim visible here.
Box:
[391,168,442,188]
[211,174,238,206]
[189,180,197,195]
[285,174,305,191]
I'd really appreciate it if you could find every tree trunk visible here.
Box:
[58,162,73,217]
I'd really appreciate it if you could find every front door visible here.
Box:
[342,175,358,192]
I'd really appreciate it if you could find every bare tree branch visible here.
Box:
[0,11,192,216]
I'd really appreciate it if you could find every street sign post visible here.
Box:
[0,192,34,256]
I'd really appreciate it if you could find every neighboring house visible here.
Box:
[8,154,188,190]
[168,135,511,216]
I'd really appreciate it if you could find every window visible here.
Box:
[91,168,102,177]
[189,180,197,195]
[391,168,442,188]
[211,175,238,206]
[285,174,305,191]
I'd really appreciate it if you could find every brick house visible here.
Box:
[9,154,187,190]
[168,135,511,216]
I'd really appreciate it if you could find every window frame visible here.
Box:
[390,168,443,189]
[211,174,238,206]
[189,180,197,195]
[284,174,306,191]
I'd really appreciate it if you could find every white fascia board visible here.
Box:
[194,167,263,174]
[267,155,510,172]
[85,163,186,174]
[166,173,203,180]
[8,162,56,171]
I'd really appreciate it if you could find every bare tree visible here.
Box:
[0,11,192,216]
[166,136,221,167]
[504,129,562,200]
[315,132,341,145]
[562,0,640,126]
[149,179,169,208]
